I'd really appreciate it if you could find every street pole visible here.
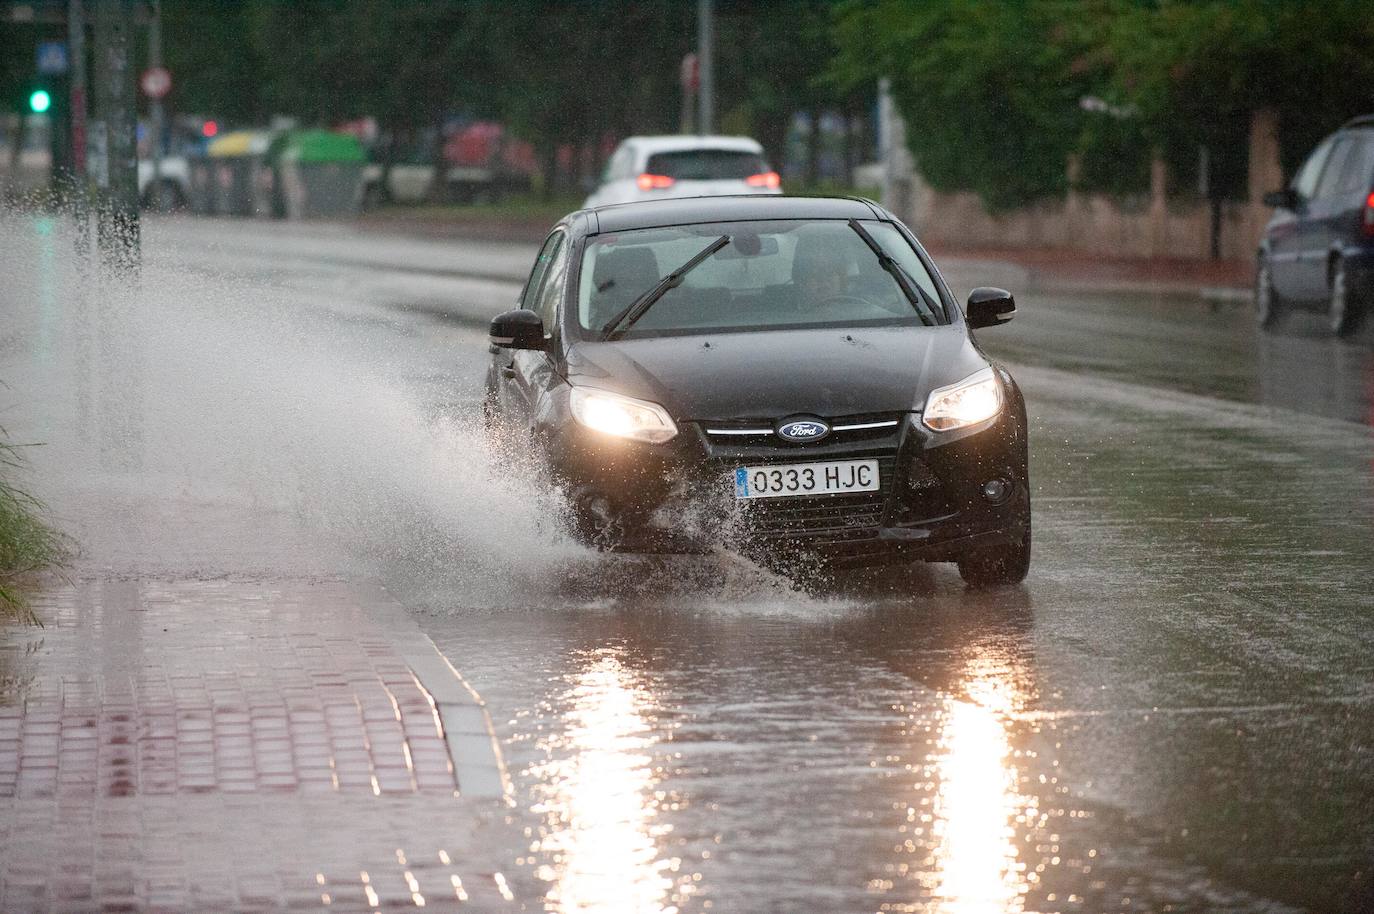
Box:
[878,77,893,209]
[697,0,713,136]
[68,0,89,255]
[93,0,139,271]
[147,0,164,210]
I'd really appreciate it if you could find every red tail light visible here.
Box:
[745,171,781,189]
[637,173,675,191]
[1363,190,1374,237]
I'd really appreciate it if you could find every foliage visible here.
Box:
[0,427,67,623]
[1108,0,1374,189]
[832,0,1108,210]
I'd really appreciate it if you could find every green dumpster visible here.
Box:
[270,130,366,219]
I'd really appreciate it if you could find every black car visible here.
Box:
[484,195,1030,586]
[1258,114,1374,336]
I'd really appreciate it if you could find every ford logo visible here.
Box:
[776,417,831,443]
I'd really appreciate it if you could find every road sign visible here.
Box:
[36,40,68,75]
[140,66,171,99]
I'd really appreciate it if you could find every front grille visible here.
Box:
[733,456,895,543]
[702,411,907,441]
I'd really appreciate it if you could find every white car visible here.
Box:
[583,135,782,208]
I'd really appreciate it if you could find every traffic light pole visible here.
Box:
[147,0,164,211]
[92,0,139,270]
[68,0,90,255]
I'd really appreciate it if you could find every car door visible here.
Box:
[1269,136,1334,300]
[501,230,568,427]
[1298,136,1357,300]
[1319,132,1374,269]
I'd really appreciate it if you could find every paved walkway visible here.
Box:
[0,579,519,912]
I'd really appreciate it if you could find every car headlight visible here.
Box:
[569,387,678,444]
[922,368,1003,432]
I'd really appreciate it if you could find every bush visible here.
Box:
[0,428,67,622]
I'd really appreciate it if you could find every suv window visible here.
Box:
[643,149,766,180]
[1294,137,1336,199]
[1315,138,1354,199]
[1333,133,1374,195]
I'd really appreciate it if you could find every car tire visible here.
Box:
[1327,257,1364,337]
[1255,256,1284,331]
[957,526,1031,587]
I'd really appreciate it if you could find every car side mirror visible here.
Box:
[489,309,546,350]
[1262,188,1301,210]
[966,287,1015,329]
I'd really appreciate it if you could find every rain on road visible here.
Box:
[2,214,1371,912]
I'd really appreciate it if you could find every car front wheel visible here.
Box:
[957,526,1031,587]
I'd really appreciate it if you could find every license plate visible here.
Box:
[733,459,880,499]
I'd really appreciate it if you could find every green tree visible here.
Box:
[831,0,1107,209]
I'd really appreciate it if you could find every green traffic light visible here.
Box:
[28,89,51,113]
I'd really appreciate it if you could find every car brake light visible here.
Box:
[745,171,781,189]
[637,173,674,191]
[1363,191,1374,237]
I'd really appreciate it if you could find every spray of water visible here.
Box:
[0,211,842,615]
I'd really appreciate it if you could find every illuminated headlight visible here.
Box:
[569,387,678,444]
[922,368,1003,432]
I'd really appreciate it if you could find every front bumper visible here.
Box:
[545,390,1030,565]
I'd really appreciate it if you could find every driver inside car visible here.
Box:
[791,235,856,312]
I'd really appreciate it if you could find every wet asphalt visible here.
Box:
[2,215,1372,912]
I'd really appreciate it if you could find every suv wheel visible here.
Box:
[1255,256,1284,331]
[957,526,1031,587]
[1328,258,1364,337]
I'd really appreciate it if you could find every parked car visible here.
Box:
[583,136,782,208]
[484,195,1030,586]
[361,122,535,207]
[1258,114,1374,336]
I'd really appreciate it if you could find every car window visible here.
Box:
[1315,138,1354,199]
[1333,133,1374,195]
[1293,137,1336,199]
[533,234,568,329]
[577,219,945,337]
[643,149,767,180]
[520,231,564,311]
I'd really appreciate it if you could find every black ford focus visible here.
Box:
[485,195,1030,586]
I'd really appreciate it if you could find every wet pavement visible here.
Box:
[1,213,1372,912]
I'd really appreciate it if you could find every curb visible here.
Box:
[357,584,512,802]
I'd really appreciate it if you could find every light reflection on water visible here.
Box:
[929,653,1033,913]
[529,648,680,913]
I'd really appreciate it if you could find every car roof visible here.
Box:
[583,195,886,234]
[620,135,764,155]
[1342,114,1374,130]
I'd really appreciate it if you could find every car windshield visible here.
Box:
[644,150,767,180]
[577,219,946,337]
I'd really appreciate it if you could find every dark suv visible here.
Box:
[1258,115,1374,336]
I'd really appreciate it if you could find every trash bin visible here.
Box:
[270,130,366,219]
[186,153,217,215]
[206,130,273,217]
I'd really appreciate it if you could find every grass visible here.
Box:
[0,425,68,624]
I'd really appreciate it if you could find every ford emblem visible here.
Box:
[776,417,831,443]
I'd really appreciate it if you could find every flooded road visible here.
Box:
[2,215,1372,912]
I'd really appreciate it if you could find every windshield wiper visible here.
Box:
[847,219,937,327]
[601,235,731,339]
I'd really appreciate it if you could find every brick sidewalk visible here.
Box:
[0,580,520,912]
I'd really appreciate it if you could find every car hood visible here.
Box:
[562,325,988,420]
